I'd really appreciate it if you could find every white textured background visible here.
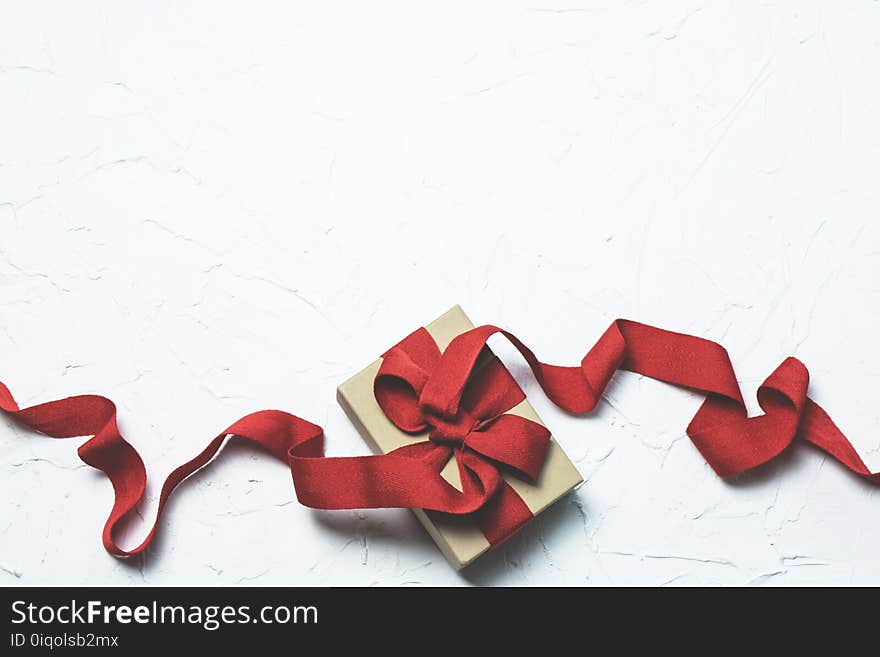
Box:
[2,1,879,587]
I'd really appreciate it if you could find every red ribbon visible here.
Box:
[1,318,878,558]
[373,327,550,544]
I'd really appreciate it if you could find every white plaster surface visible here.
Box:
[2,1,879,586]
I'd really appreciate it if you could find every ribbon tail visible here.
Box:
[289,442,500,515]
[465,414,550,482]
[1,381,324,557]
[421,322,880,482]
[474,479,533,547]
[799,398,880,483]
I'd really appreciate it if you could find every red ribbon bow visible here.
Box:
[1,317,878,559]
[373,327,552,543]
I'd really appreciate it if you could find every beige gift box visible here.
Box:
[337,305,583,569]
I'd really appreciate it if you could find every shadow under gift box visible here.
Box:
[337,305,583,570]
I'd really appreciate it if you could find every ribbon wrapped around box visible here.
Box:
[0,304,878,568]
[338,305,582,568]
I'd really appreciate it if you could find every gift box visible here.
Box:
[337,305,583,569]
